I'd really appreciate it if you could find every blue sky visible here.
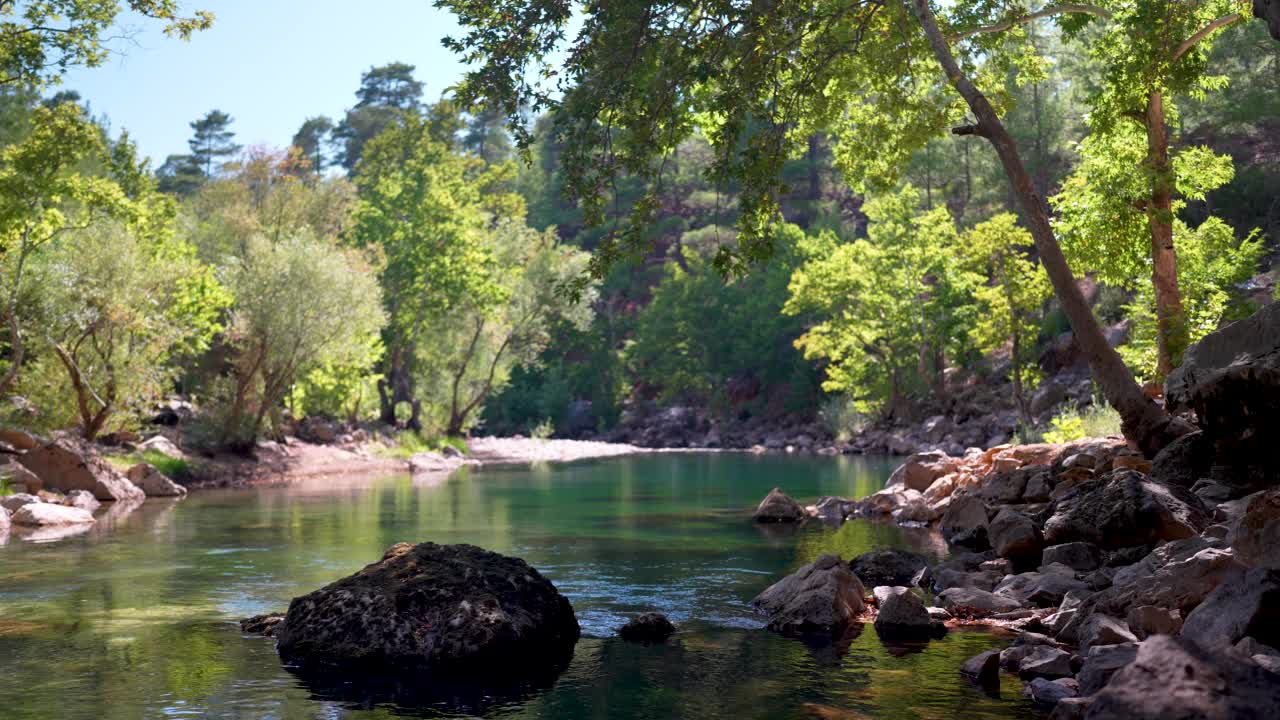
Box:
[59,1,473,164]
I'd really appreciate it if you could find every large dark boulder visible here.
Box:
[1235,487,1280,570]
[752,487,806,523]
[989,507,1045,564]
[1182,568,1280,650]
[1043,470,1208,549]
[752,554,865,634]
[1086,635,1280,719]
[850,548,928,588]
[1149,431,1212,489]
[274,543,580,674]
[1165,301,1280,490]
[1257,0,1280,42]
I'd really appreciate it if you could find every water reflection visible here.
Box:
[0,454,1035,719]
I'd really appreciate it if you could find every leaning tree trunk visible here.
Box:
[1145,91,1188,381]
[911,0,1192,457]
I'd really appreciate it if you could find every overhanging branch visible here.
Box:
[1171,13,1242,62]
[948,3,1113,42]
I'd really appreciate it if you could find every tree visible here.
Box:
[463,107,514,165]
[334,63,425,172]
[784,186,978,420]
[291,116,336,175]
[188,109,240,179]
[0,102,131,397]
[961,213,1052,425]
[216,232,384,449]
[156,153,204,196]
[1059,0,1253,380]
[422,221,595,436]
[0,0,212,88]
[349,110,506,429]
[36,219,227,439]
[438,0,1192,455]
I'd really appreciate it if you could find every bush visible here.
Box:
[1042,402,1122,443]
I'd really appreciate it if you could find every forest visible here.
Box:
[3,3,1280,720]
[2,3,1277,459]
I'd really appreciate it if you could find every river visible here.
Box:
[0,453,1035,719]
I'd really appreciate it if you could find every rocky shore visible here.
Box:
[742,302,1280,718]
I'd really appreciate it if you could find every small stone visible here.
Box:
[63,489,100,512]
[126,463,188,497]
[960,650,1000,689]
[618,612,676,643]
[1079,614,1137,654]
[752,487,806,523]
[1125,605,1182,640]
[1018,646,1074,679]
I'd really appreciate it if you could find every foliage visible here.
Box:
[1042,402,1123,444]
[213,232,384,449]
[1118,218,1263,381]
[785,185,979,420]
[627,223,818,413]
[962,213,1052,420]
[334,62,425,172]
[0,0,213,88]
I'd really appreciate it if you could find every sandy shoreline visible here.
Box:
[189,435,657,489]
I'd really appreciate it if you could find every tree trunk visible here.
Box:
[911,0,1191,457]
[1145,91,1187,381]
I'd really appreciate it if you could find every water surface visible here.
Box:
[0,453,1034,719]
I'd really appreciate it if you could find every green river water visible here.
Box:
[0,453,1035,719]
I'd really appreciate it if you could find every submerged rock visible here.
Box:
[752,487,806,523]
[849,549,928,589]
[241,613,286,637]
[752,554,865,634]
[618,613,676,643]
[275,542,580,674]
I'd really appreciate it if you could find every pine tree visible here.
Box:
[188,109,240,179]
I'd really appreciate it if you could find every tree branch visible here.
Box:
[948,3,1113,42]
[1171,13,1242,63]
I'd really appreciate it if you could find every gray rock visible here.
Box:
[1165,302,1280,491]
[11,502,95,526]
[63,489,100,512]
[886,450,956,492]
[1148,430,1211,489]
[938,586,1023,615]
[940,492,989,541]
[873,586,932,639]
[1078,614,1136,654]
[18,439,143,502]
[1042,542,1104,572]
[1049,696,1091,720]
[241,612,286,637]
[1025,677,1079,706]
[275,542,580,672]
[1182,568,1280,650]
[981,467,1039,504]
[0,460,42,493]
[1125,605,1182,640]
[1078,642,1139,695]
[1017,646,1073,679]
[0,492,41,513]
[1043,470,1209,550]
[752,487,806,523]
[1235,487,1280,570]
[850,549,928,588]
[126,463,187,497]
[811,495,854,524]
[753,554,865,634]
[618,613,676,643]
[960,650,1001,689]
[989,507,1045,563]
[1087,635,1280,719]
[1024,471,1055,503]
